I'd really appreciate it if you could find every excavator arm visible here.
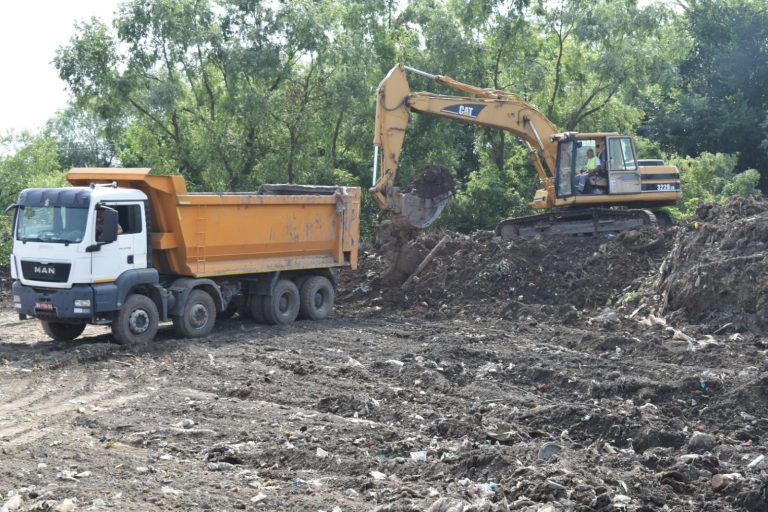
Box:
[371,64,564,227]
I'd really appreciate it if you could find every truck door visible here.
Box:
[91,202,148,282]
[606,136,641,194]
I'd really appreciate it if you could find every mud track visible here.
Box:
[1,303,767,511]
[3,198,768,511]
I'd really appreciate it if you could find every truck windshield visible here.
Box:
[15,206,89,244]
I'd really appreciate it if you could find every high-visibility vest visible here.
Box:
[587,156,599,170]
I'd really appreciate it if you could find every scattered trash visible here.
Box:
[410,450,427,462]
[466,482,499,498]
[1,495,22,512]
[747,454,765,470]
[538,442,562,461]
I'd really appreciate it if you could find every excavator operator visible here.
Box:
[575,148,602,194]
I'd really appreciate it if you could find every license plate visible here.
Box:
[35,302,55,311]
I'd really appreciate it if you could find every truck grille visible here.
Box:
[21,261,71,283]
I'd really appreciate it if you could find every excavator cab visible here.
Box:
[555,134,640,197]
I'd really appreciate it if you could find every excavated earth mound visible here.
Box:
[659,196,768,333]
[341,224,673,319]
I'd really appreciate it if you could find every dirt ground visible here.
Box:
[2,201,768,511]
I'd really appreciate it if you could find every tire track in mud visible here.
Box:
[0,367,146,447]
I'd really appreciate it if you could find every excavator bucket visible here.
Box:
[390,165,455,229]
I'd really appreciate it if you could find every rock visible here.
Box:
[174,418,195,428]
[161,486,183,496]
[251,493,267,503]
[2,495,22,512]
[410,450,427,462]
[136,466,150,474]
[75,470,92,478]
[346,357,364,368]
[370,470,387,480]
[316,447,329,458]
[53,499,77,512]
[711,473,743,492]
[688,432,717,452]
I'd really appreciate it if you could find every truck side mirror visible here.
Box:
[98,209,119,244]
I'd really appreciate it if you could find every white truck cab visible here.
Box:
[10,183,157,341]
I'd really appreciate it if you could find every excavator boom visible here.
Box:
[371,64,681,234]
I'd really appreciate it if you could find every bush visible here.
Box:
[668,152,761,217]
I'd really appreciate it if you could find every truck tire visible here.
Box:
[112,294,159,344]
[262,279,300,325]
[173,289,217,338]
[41,320,86,341]
[248,295,266,323]
[298,276,335,320]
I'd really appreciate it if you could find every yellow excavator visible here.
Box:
[370,64,681,236]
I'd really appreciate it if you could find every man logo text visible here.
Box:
[34,267,55,275]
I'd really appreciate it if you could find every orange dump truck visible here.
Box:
[9,168,360,344]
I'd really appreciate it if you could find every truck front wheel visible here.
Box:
[41,320,86,341]
[173,289,217,339]
[262,280,300,325]
[112,294,159,344]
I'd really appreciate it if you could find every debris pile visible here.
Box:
[342,225,672,319]
[659,196,768,333]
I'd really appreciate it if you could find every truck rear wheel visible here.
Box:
[262,279,300,325]
[41,320,86,341]
[248,295,266,323]
[173,289,217,338]
[298,276,335,320]
[112,294,159,344]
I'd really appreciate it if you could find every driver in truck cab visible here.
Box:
[95,208,123,241]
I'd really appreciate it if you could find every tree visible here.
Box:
[0,133,66,261]
[642,0,768,186]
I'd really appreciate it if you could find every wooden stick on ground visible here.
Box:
[402,234,450,289]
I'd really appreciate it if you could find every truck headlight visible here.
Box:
[13,295,21,303]
[74,299,91,307]
[73,307,90,314]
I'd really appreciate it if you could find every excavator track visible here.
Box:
[495,208,658,238]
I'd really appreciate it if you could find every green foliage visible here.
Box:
[642,0,768,184]
[669,152,760,216]
[0,134,67,261]
[0,0,752,245]
[437,164,530,232]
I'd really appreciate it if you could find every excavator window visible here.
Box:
[607,137,638,172]
[556,140,575,197]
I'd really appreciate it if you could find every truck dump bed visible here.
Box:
[67,169,360,277]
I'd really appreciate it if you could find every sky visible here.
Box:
[0,0,122,134]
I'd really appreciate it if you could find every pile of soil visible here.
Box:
[659,196,768,333]
[408,164,456,199]
[341,224,673,319]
